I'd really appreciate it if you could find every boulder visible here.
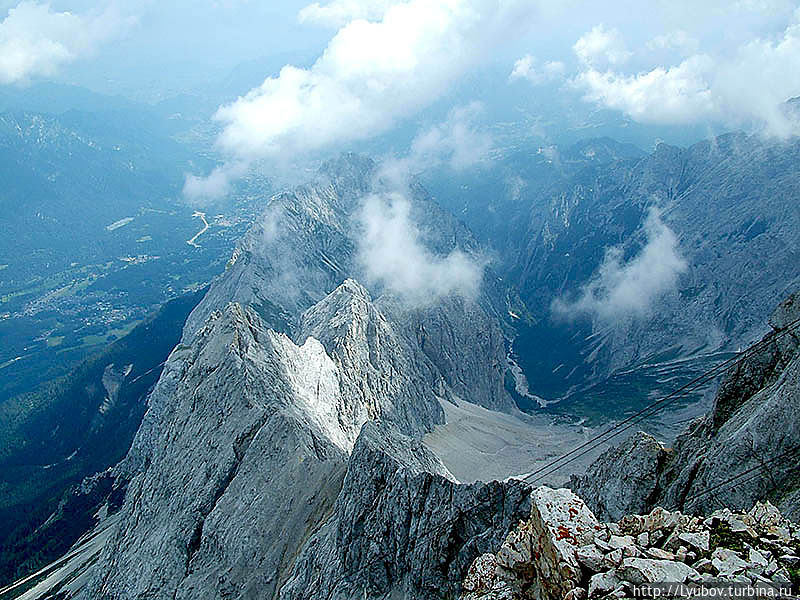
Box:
[577,545,606,573]
[711,548,749,577]
[617,558,699,584]
[527,486,600,599]
[678,531,710,553]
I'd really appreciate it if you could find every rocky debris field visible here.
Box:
[462,486,800,600]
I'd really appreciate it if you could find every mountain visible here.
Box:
[5,135,800,600]
[0,288,205,584]
[61,283,526,599]
[184,153,516,412]
[571,291,800,522]
[428,134,800,417]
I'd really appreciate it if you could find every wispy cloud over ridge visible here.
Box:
[356,191,485,306]
[552,208,687,323]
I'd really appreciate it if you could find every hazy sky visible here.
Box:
[2,0,799,197]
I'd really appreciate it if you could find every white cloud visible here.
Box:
[356,192,485,306]
[574,55,716,125]
[298,0,398,27]
[186,0,539,199]
[509,53,564,84]
[374,103,491,192]
[182,162,247,206]
[573,11,800,135]
[573,24,631,68]
[553,208,687,323]
[712,11,800,136]
[0,1,132,85]
[408,102,492,170]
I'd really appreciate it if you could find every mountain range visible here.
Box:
[2,128,800,599]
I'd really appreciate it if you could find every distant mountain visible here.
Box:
[0,109,192,282]
[0,83,139,117]
[428,134,800,411]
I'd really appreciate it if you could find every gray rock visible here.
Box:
[608,535,635,549]
[527,486,600,598]
[693,558,715,574]
[711,549,749,577]
[588,571,621,597]
[748,549,769,572]
[771,568,792,585]
[646,548,676,561]
[679,531,710,552]
[603,549,624,569]
[617,558,699,584]
[565,587,588,600]
[569,433,668,522]
[577,545,606,573]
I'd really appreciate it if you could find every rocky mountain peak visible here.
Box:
[300,278,446,442]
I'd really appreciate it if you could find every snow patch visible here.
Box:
[270,332,358,453]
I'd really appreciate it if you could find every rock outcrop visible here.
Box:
[462,487,800,600]
[571,292,800,522]
[569,432,670,522]
[280,422,531,600]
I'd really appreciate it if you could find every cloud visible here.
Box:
[408,102,492,169]
[574,55,716,125]
[553,208,687,323]
[297,0,397,27]
[712,10,800,136]
[0,1,133,85]
[182,162,247,206]
[573,24,631,68]
[185,0,538,200]
[373,102,491,193]
[573,10,800,135]
[356,192,485,306]
[509,53,564,84]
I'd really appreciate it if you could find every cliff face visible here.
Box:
[280,422,531,600]
[570,292,800,522]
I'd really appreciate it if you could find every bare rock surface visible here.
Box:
[461,488,800,600]
[570,292,800,522]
